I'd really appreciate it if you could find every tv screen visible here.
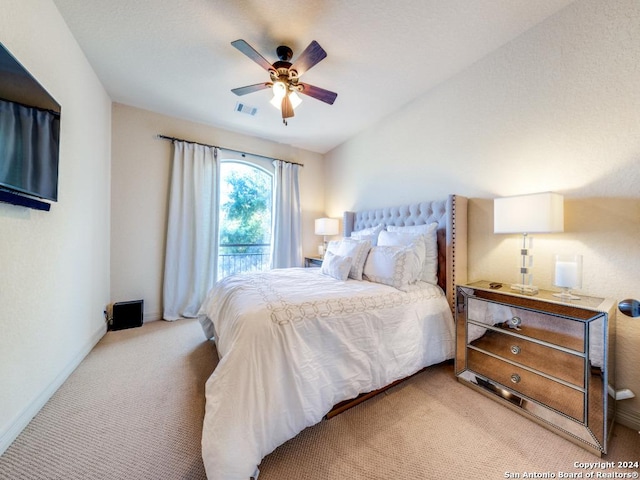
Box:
[0,43,61,203]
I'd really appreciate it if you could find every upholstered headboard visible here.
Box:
[343,194,468,315]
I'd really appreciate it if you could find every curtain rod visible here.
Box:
[156,134,304,167]
[0,98,60,117]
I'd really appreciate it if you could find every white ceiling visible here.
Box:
[52,0,575,154]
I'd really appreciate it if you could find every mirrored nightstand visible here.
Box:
[304,256,323,268]
[455,280,616,456]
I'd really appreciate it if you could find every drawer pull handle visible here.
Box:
[509,316,522,329]
[510,374,521,384]
[510,345,521,355]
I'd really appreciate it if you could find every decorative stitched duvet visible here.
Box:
[197,267,455,480]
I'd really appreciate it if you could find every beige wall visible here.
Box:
[325,0,640,428]
[0,0,111,452]
[111,103,325,321]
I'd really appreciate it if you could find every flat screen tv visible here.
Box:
[0,42,61,209]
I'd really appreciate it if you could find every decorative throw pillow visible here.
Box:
[363,244,423,289]
[325,239,341,254]
[387,223,438,285]
[320,251,352,281]
[350,224,384,246]
[326,238,372,280]
[377,230,426,269]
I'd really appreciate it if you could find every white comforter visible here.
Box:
[197,267,455,480]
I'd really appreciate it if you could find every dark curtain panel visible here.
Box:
[0,99,60,200]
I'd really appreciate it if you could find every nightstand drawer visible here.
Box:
[468,349,584,421]
[467,297,585,352]
[469,329,585,388]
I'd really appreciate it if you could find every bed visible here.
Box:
[197,194,467,480]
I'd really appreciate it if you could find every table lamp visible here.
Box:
[494,192,564,295]
[314,217,339,256]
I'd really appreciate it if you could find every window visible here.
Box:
[218,161,273,279]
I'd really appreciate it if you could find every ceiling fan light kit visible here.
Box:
[269,91,301,111]
[231,39,337,125]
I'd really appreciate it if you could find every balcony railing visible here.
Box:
[218,243,271,279]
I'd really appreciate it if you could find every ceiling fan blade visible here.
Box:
[231,39,273,71]
[281,95,294,119]
[298,83,337,105]
[231,83,271,96]
[290,41,327,76]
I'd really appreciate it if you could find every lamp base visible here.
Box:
[510,283,539,295]
[552,288,581,301]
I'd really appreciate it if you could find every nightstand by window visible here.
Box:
[304,256,323,268]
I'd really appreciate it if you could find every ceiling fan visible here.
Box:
[230,39,338,125]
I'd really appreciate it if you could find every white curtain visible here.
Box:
[270,160,302,268]
[163,142,219,321]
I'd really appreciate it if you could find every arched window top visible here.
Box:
[219,149,275,175]
[220,158,273,178]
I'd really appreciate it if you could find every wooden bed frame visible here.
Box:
[325,194,468,418]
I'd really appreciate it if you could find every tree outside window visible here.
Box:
[218,161,272,278]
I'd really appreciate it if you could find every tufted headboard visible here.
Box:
[343,194,468,316]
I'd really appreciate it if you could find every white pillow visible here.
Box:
[363,244,423,289]
[377,230,426,269]
[350,224,384,246]
[387,223,438,285]
[326,238,372,280]
[320,251,352,281]
[326,239,341,252]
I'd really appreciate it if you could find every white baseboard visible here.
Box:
[616,404,640,432]
[0,323,106,456]
[144,311,162,322]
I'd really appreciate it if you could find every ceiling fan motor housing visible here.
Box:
[276,45,293,62]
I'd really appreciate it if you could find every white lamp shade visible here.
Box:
[315,217,339,236]
[272,80,287,99]
[289,91,302,109]
[494,192,564,234]
[270,91,302,110]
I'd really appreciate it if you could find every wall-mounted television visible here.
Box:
[0,42,61,210]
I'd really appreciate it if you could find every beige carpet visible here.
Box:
[0,319,637,480]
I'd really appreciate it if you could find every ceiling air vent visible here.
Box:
[235,102,258,116]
